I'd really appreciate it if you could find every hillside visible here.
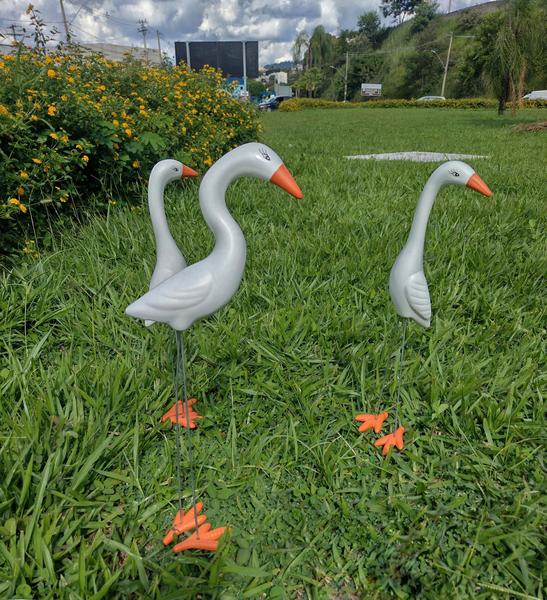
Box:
[366,2,506,99]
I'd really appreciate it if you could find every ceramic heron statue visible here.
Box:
[126,143,303,550]
[356,161,492,455]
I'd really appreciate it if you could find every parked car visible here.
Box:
[258,96,288,111]
[522,90,547,100]
[417,95,446,101]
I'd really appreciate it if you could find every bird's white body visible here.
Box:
[389,161,492,328]
[145,159,197,326]
[126,143,302,331]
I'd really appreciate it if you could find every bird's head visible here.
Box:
[229,143,303,199]
[441,161,492,197]
[151,159,198,185]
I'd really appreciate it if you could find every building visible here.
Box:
[269,71,288,85]
[80,43,162,65]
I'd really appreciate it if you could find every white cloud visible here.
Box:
[0,0,489,66]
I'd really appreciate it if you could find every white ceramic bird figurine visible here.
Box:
[125,143,303,330]
[356,161,492,456]
[389,160,492,328]
[145,159,198,326]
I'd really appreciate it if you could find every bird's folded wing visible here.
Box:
[404,271,432,322]
[142,276,213,311]
[126,274,213,319]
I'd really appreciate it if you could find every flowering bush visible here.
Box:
[279,97,547,111]
[0,45,260,254]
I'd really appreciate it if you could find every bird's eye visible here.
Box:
[259,147,271,161]
[449,169,460,177]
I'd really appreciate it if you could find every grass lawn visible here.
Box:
[1,107,545,599]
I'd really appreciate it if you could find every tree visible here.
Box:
[247,79,267,97]
[305,26,334,68]
[293,67,323,97]
[292,31,309,70]
[357,12,389,49]
[381,0,423,24]
[399,48,443,97]
[490,0,544,113]
[466,0,545,113]
[410,1,438,34]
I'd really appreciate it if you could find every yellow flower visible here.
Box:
[50,132,58,140]
[82,155,89,162]
[19,203,28,213]
[112,119,119,126]
[0,104,8,115]
[47,105,57,116]
[17,186,25,196]
[75,144,82,150]
[60,196,68,203]
[60,94,68,101]
[32,158,42,164]
[47,69,56,78]
[61,134,68,143]
[124,128,132,137]
[20,171,29,179]
[30,115,38,121]
[132,160,140,168]
[9,198,20,206]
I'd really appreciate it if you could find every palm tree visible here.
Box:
[486,0,545,113]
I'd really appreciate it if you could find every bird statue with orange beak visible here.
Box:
[356,161,493,455]
[126,143,303,550]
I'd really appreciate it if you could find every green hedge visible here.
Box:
[279,97,547,111]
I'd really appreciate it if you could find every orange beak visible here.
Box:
[466,172,492,197]
[269,164,303,199]
[182,165,198,178]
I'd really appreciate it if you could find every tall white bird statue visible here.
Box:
[126,143,303,552]
[126,143,303,330]
[145,159,198,326]
[356,161,492,456]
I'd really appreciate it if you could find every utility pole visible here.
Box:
[156,29,162,58]
[138,19,149,63]
[242,41,248,97]
[441,32,453,97]
[9,24,26,43]
[343,51,349,102]
[59,0,71,43]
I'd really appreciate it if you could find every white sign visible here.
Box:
[361,83,382,97]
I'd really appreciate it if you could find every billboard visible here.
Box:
[361,83,382,97]
[174,41,259,78]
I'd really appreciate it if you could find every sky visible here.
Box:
[1,0,486,66]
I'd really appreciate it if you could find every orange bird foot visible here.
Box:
[163,502,207,546]
[161,398,204,428]
[172,523,227,553]
[355,411,388,434]
[374,426,405,456]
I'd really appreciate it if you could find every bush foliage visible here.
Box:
[279,97,547,112]
[0,46,260,254]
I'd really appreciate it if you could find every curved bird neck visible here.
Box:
[199,156,245,258]
[404,171,444,265]
[148,172,180,260]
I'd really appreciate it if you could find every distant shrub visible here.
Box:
[279,97,547,111]
[0,46,260,255]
